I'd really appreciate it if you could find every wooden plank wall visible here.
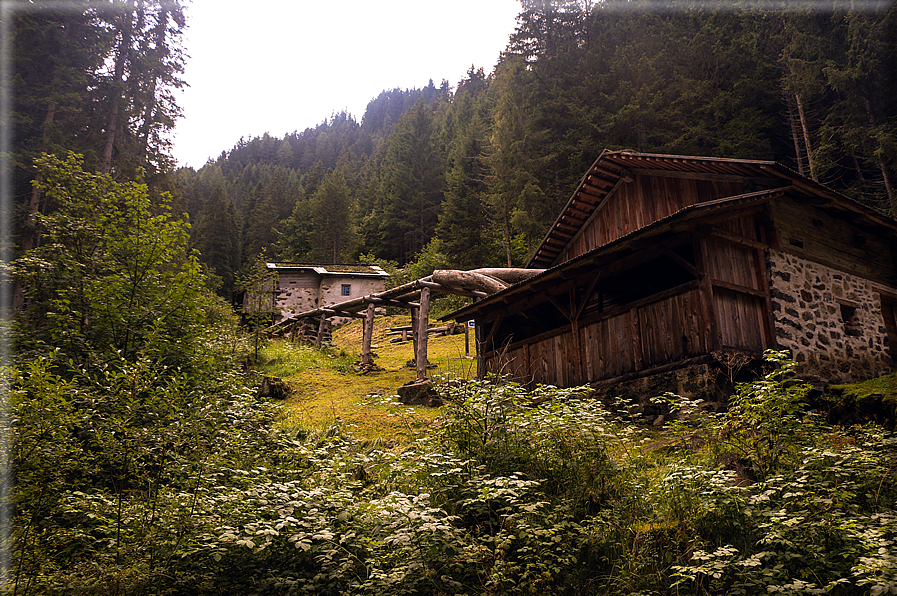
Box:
[581,312,635,380]
[638,289,708,366]
[714,288,766,351]
[771,197,897,286]
[703,238,761,289]
[486,287,709,387]
[560,176,744,264]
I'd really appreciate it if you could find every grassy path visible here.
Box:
[262,314,477,443]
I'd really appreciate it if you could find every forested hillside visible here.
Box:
[172,0,896,297]
[7,1,897,593]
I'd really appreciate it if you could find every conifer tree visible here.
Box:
[309,169,355,263]
[193,183,240,296]
[377,99,446,263]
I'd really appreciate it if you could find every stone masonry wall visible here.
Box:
[769,250,895,383]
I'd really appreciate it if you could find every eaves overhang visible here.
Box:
[266,263,390,278]
[526,151,897,269]
[446,187,785,323]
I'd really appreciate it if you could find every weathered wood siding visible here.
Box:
[771,197,897,286]
[638,289,709,365]
[486,286,710,386]
[558,175,744,264]
[581,312,635,380]
[714,289,766,351]
[704,238,761,290]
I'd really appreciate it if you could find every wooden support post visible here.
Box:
[476,322,485,380]
[361,302,376,367]
[315,316,326,350]
[410,307,419,360]
[631,307,644,371]
[464,321,470,356]
[416,287,430,381]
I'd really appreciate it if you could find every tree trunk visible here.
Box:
[101,1,135,175]
[795,93,817,181]
[784,92,806,177]
[136,4,168,160]
[863,97,897,216]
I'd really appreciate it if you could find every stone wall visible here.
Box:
[274,272,320,321]
[273,274,388,325]
[768,250,895,383]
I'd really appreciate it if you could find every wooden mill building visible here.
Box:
[448,151,897,391]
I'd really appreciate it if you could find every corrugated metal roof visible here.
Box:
[267,263,389,276]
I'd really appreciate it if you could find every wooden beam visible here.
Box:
[546,292,572,320]
[361,302,376,367]
[416,287,430,381]
[661,247,701,279]
[366,296,419,308]
[573,272,602,322]
[483,315,503,348]
[627,167,781,185]
[710,278,767,298]
[417,279,488,299]
[708,228,769,252]
[315,316,326,350]
[320,309,366,319]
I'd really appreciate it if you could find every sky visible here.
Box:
[172,0,522,169]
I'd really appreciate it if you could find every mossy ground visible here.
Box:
[822,371,897,429]
[258,315,478,443]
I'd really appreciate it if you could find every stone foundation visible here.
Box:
[768,250,895,383]
[589,362,734,424]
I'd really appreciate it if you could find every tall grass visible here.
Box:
[256,341,355,378]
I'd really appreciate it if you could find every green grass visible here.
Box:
[256,315,478,442]
[823,371,897,428]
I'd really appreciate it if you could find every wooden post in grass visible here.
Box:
[410,306,419,360]
[315,315,327,350]
[476,322,485,379]
[361,302,376,367]
[416,287,430,381]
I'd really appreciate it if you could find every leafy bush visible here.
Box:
[11,328,897,596]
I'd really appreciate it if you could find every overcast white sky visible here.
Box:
[172,0,522,169]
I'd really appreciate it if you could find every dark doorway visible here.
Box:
[879,295,897,368]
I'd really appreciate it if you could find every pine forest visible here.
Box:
[6,0,897,594]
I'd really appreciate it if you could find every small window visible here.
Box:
[840,303,862,337]
[341,284,351,296]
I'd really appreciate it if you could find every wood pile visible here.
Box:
[273,317,331,344]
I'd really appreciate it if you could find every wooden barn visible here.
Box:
[447,151,897,393]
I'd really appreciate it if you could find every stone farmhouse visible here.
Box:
[243,263,389,325]
[448,151,897,395]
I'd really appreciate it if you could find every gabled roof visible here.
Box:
[447,187,784,322]
[527,151,896,269]
[266,263,390,277]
